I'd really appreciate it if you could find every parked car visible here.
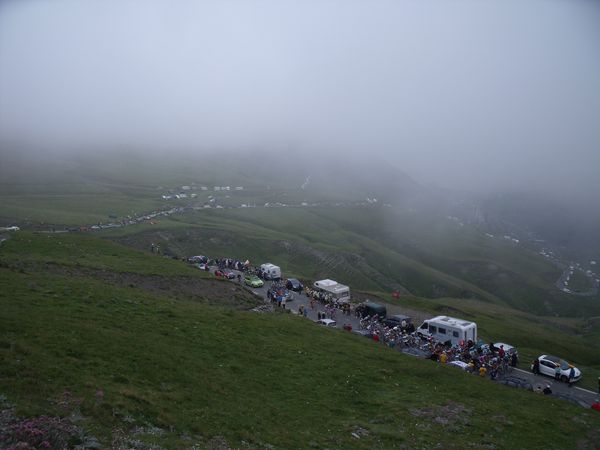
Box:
[531,355,582,383]
[383,314,412,328]
[492,342,518,358]
[286,278,303,292]
[221,270,236,280]
[351,329,372,338]
[316,318,337,327]
[188,255,208,264]
[245,275,264,288]
[280,290,294,302]
[448,360,470,371]
[492,342,519,366]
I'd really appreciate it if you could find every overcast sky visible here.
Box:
[1,0,599,196]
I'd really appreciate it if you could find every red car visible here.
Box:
[222,270,236,280]
[215,269,235,279]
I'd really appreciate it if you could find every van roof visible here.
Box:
[314,279,338,287]
[428,315,476,327]
[364,303,386,311]
[314,279,350,295]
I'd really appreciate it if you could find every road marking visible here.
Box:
[575,386,598,395]
[512,368,597,395]
[513,368,530,375]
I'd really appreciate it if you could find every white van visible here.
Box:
[417,316,477,346]
[260,263,282,280]
[313,279,351,302]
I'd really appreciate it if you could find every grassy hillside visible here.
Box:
[1,234,599,449]
[2,151,596,318]
[107,206,599,318]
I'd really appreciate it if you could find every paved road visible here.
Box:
[506,368,600,407]
[555,265,599,297]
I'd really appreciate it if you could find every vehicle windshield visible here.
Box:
[560,360,570,370]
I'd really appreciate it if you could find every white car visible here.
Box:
[494,342,517,355]
[448,360,470,371]
[532,355,582,383]
[316,319,337,327]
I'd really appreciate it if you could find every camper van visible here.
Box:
[313,279,351,302]
[260,263,282,280]
[417,316,477,346]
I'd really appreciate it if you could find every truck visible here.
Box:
[313,279,351,302]
[260,263,282,280]
[417,316,477,346]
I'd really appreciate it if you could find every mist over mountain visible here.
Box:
[1,0,599,265]
[2,0,600,199]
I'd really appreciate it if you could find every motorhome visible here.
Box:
[417,316,477,346]
[313,279,351,302]
[260,263,282,280]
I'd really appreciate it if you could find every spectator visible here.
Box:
[532,359,540,375]
[554,365,561,381]
[498,345,505,359]
[568,367,575,387]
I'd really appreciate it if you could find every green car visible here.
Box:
[244,275,264,288]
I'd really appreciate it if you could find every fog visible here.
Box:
[1,0,599,198]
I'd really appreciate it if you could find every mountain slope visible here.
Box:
[1,233,599,449]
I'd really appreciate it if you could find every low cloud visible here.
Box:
[1,0,599,197]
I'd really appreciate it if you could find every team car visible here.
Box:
[531,355,582,383]
[244,275,264,288]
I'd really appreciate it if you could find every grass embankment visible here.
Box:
[0,232,209,277]
[2,267,600,449]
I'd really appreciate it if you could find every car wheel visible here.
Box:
[560,375,568,383]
